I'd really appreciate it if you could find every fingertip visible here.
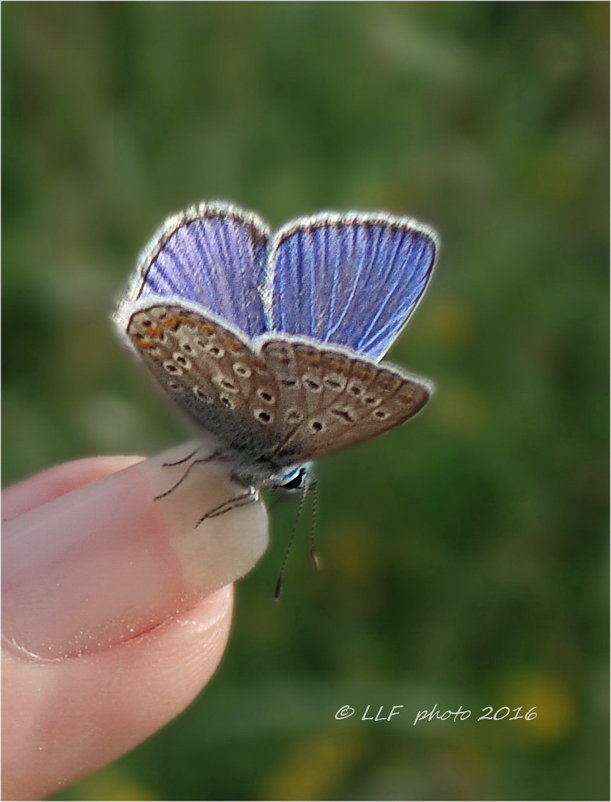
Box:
[2,585,235,801]
[3,440,267,660]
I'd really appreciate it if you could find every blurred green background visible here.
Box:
[3,2,609,800]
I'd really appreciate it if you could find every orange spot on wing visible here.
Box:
[397,392,414,404]
[251,357,268,372]
[162,317,180,331]
[298,347,321,365]
[353,365,373,380]
[325,356,350,374]
[224,336,244,352]
[377,374,399,390]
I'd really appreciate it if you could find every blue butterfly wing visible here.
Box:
[266,214,438,360]
[122,203,270,339]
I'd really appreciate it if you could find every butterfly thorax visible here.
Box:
[212,437,312,491]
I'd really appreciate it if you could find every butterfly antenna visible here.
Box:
[274,486,310,601]
[308,478,320,572]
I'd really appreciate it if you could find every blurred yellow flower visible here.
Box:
[261,733,363,800]
[424,297,476,348]
[501,674,574,742]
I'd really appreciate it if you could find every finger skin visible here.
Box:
[2,447,267,799]
[3,586,233,800]
[2,456,145,523]
[3,440,268,659]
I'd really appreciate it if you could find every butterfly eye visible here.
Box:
[255,410,273,424]
[280,467,308,492]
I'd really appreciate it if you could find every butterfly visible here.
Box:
[113,201,438,520]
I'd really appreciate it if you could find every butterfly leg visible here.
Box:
[195,487,259,526]
[162,447,200,468]
[154,448,229,501]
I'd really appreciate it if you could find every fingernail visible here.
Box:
[2,438,268,660]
